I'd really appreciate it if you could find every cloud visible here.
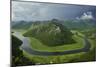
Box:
[12,1,95,21]
[12,1,51,21]
[76,12,94,20]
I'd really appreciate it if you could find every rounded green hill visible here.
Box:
[23,19,75,46]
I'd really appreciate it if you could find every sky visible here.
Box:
[12,1,96,21]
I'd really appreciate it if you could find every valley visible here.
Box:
[11,19,96,65]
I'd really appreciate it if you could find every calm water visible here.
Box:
[13,32,91,56]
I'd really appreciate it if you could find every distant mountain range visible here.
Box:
[12,18,96,31]
[12,21,33,30]
[62,19,96,30]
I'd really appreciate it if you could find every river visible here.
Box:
[13,32,91,56]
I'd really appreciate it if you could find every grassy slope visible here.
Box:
[29,34,84,52]
[12,29,96,64]
[23,50,85,64]
[23,38,96,64]
[23,22,76,46]
[22,30,96,64]
[12,19,96,65]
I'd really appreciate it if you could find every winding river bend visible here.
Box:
[13,32,91,56]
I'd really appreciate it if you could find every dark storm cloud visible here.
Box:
[12,1,96,21]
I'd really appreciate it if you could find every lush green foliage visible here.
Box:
[12,35,35,66]
[29,34,84,52]
[23,20,75,46]
[12,19,96,66]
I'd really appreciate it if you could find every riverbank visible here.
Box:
[13,32,91,56]
[12,31,95,65]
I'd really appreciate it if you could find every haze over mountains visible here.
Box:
[12,18,96,31]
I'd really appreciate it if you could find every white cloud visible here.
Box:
[76,12,94,20]
[12,1,49,21]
